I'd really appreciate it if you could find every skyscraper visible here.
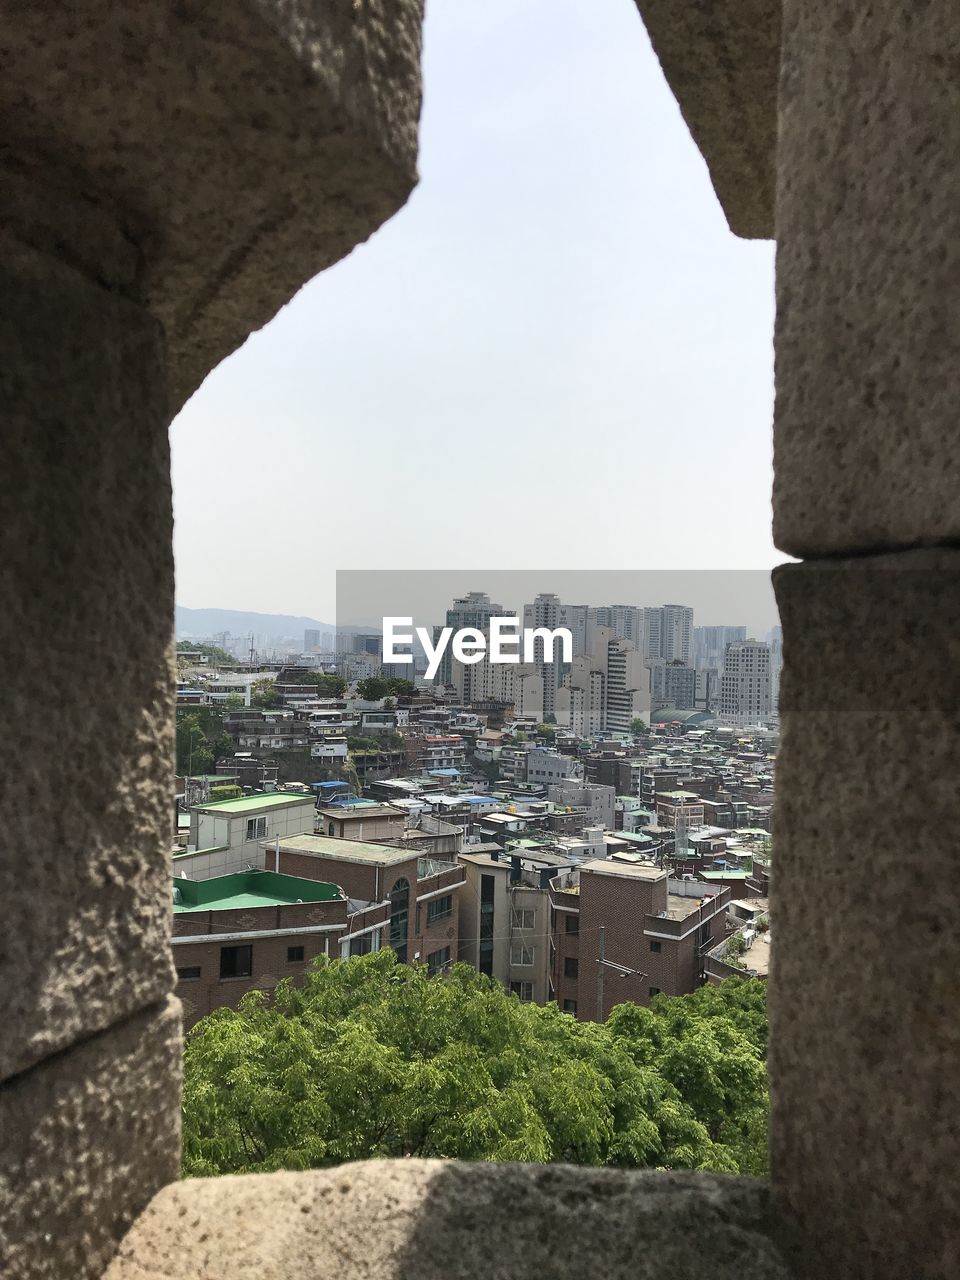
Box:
[719,640,773,726]
[660,604,693,664]
[555,627,650,736]
[522,592,566,720]
[436,592,506,694]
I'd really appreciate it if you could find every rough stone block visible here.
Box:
[0,236,176,1081]
[774,0,960,556]
[106,1160,787,1280]
[0,0,425,410]
[634,0,780,239]
[0,997,181,1280]
[770,550,960,1279]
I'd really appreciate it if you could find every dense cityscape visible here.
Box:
[174,591,778,1035]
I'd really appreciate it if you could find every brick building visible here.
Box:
[172,870,347,1028]
[271,834,465,975]
[549,860,730,1021]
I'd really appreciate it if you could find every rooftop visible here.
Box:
[318,804,404,821]
[579,859,665,882]
[172,870,342,913]
[273,834,414,867]
[193,792,313,815]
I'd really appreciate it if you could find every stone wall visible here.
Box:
[3,1,958,1277]
[0,3,423,1276]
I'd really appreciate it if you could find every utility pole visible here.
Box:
[595,923,646,1023]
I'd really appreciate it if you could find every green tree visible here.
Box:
[537,723,557,742]
[176,712,214,776]
[250,678,281,708]
[386,678,415,697]
[222,694,245,710]
[298,672,347,697]
[630,717,648,736]
[356,676,390,701]
[182,954,768,1178]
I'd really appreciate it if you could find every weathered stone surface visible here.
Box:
[633,0,779,239]
[0,998,181,1280]
[770,550,960,1279]
[773,1,960,557]
[107,1161,786,1280]
[0,0,424,410]
[0,233,176,1081]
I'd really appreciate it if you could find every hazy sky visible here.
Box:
[172,0,776,622]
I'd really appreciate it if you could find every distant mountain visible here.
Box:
[175,606,334,641]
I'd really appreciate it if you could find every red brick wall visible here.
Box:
[173,896,347,1029]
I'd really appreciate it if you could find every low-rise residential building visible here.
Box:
[525,747,581,786]
[316,802,406,843]
[458,846,572,1005]
[704,898,771,985]
[547,779,616,831]
[549,860,730,1021]
[269,833,465,974]
[180,791,316,879]
[172,869,347,1027]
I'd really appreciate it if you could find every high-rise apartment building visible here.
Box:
[522,592,566,720]
[660,604,693,664]
[693,625,747,670]
[555,626,650,737]
[643,604,693,664]
[719,640,773,726]
[466,652,544,721]
[304,629,321,651]
[559,603,590,657]
[435,591,506,692]
[589,604,642,649]
[648,659,697,710]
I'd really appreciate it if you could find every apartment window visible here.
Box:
[479,873,496,977]
[427,894,453,924]
[564,957,579,979]
[562,998,577,1014]
[649,940,662,953]
[220,944,253,979]
[510,981,534,1002]
[649,986,661,998]
[512,908,535,930]
[286,945,305,963]
[390,877,410,965]
[245,816,267,840]
[427,946,451,975]
[510,943,534,966]
[565,914,579,935]
[349,935,373,957]
[176,966,201,981]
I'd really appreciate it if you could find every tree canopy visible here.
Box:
[356,676,415,701]
[297,672,347,697]
[182,953,767,1178]
[175,708,234,776]
[250,678,281,709]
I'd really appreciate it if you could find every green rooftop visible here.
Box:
[172,870,342,913]
[193,791,314,815]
